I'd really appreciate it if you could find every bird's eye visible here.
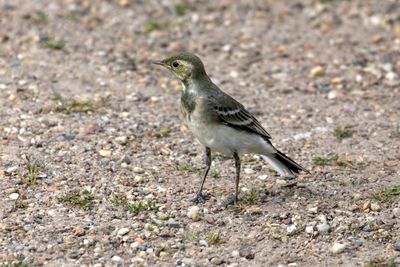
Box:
[172,62,180,68]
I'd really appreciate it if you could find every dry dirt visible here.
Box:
[1,0,400,266]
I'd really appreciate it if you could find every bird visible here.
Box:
[153,52,308,205]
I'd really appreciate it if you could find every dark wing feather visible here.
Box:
[209,93,271,140]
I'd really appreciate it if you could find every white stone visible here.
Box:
[310,66,324,78]
[370,202,381,212]
[385,72,397,81]
[331,243,347,254]
[187,206,200,221]
[328,91,337,99]
[232,250,240,257]
[111,255,122,261]
[393,208,400,218]
[115,136,128,145]
[99,150,112,157]
[257,175,268,181]
[305,226,314,234]
[287,225,297,234]
[317,223,330,234]
[9,193,19,200]
[244,168,254,174]
[117,228,130,236]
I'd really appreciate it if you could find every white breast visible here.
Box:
[187,118,276,157]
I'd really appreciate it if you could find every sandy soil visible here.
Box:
[0,0,399,266]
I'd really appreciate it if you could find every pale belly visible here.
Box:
[186,119,276,156]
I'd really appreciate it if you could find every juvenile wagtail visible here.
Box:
[153,52,308,205]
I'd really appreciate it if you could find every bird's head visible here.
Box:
[153,52,207,81]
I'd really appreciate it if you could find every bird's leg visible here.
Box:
[226,152,241,206]
[193,147,211,203]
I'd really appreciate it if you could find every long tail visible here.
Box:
[261,150,308,177]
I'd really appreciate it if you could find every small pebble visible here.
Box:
[317,223,330,234]
[244,168,254,174]
[328,91,337,99]
[385,72,397,81]
[133,167,145,174]
[187,206,201,221]
[308,206,318,214]
[393,208,400,218]
[353,239,363,247]
[232,250,240,258]
[287,225,297,234]
[363,200,371,211]
[210,256,222,265]
[167,220,181,228]
[257,175,268,181]
[199,239,208,247]
[394,241,400,251]
[330,243,347,254]
[9,193,19,200]
[305,226,314,234]
[159,251,169,258]
[134,176,144,183]
[370,202,381,212]
[117,228,130,236]
[99,150,112,157]
[5,166,18,175]
[111,255,122,261]
[115,136,128,145]
[362,225,373,232]
[309,66,325,78]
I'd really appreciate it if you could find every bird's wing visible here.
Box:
[208,92,271,139]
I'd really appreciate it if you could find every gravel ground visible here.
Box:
[1,0,400,266]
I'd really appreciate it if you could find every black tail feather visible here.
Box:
[275,150,308,174]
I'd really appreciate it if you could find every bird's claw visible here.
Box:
[224,195,239,207]
[192,192,208,204]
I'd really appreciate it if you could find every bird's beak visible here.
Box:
[152,60,168,67]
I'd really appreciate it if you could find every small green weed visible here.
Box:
[175,2,187,16]
[53,94,94,113]
[111,194,128,206]
[24,162,39,185]
[43,39,69,54]
[211,170,221,178]
[206,232,223,244]
[126,201,159,215]
[243,188,260,205]
[372,185,400,203]
[334,125,353,138]
[313,155,339,166]
[155,128,172,138]
[58,189,93,210]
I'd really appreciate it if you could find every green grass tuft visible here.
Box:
[43,39,70,54]
[243,188,260,205]
[175,2,187,16]
[313,155,339,166]
[24,162,39,185]
[211,170,221,178]
[58,189,93,210]
[53,94,95,114]
[206,232,223,244]
[372,185,400,203]
[334,125,353,138]
[155,128,172,138]
[126,201,159,215]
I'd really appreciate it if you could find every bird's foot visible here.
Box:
[192,192,209,204]
[224,195,239,207]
